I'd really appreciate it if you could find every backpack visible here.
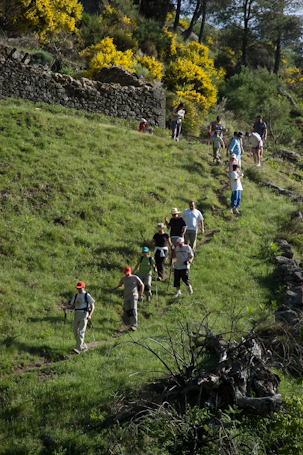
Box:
[73,291,89,312]
[140,256,152,265]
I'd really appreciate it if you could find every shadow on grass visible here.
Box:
[2,336,64,361]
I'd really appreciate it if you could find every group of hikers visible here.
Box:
[65,108,268,354]
[64,201,204,353]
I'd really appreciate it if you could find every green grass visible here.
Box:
[1,98,303,454]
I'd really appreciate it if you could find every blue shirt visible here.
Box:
[229,138,241,159]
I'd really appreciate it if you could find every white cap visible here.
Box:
[176,237,184,244]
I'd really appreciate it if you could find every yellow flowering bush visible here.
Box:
[284,67,303,89]
[80,37,134,78]
[165,57,217,114]
[179,18,189,29]
[136,55,163,82]
[7,0,82,42]
[159,28,177,61]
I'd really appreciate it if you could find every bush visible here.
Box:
[32,50,53,65]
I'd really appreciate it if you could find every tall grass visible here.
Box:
[0,98,303,454]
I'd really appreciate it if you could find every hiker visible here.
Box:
[212,130,225,164]
[144,222,172,281]
[245,131,263,166]
[208,115,227,142]
[133,247,157,301]
[253,115,267,158]
[110,267,144,331]
[228,131,243,168]
[63,281,95,354]
[139,118,153,134]
[230,164,243,215]
[174,237,194,297]
[226,131,238,156]
[182,201,204,252]
[227,153,238,188]
[171,102,185,142]
[165,207,187,252]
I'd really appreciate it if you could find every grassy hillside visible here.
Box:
[1,97,303,454]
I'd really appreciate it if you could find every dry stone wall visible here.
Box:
[0,45,166,128]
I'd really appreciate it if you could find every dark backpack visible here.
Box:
[140,256,152,265]
[73,291,89,312]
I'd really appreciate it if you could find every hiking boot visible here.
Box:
[131,326,137,331]
[188,285,193,294]
[233,207,240,214]
[256,163,261,167]
[147,295,151,302]
[174,290,181,297]
[230,208,234,214]
[73,348,81,355]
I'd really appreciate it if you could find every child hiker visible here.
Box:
[230,164,243,215]
[226,153,238,188]
[63,281,95,354]
[133,247,157,301]
[212,130,225,164]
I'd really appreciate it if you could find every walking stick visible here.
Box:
[88,319,97,347]
[155,274,158,308]
[63,310,67,347]
[167,259,173,291]
[108,291,112,323]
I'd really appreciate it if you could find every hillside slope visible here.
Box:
[1,98,303,454]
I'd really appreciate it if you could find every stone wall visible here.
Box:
[0,45,166,128]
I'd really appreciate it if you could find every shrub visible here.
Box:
[136,55,163,82]
[32,49,53,65]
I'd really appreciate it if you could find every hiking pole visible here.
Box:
[108,291,112,323]
[167,259,173,291]
[88,319,97,347]
[63,310,67,347]
[155,274,158,308]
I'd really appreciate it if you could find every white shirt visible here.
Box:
[182,208,203,231]
[71,292,95,311]
[230,171,243,192]
[246,133,263,148]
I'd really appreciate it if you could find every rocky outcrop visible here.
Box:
[273,239,303,335]
[0,44,166,128]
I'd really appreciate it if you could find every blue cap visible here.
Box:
[142,247,149,252]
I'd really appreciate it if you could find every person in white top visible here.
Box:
[245,131,263,166]
[230,164,243,215]
[182,201,204,251]
[63,281,95,354]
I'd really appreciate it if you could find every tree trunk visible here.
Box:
[182,0,202,42]
[198,0,207,44]
[274,36,281,75]
[173,0,182,32]
[160,0,171,29]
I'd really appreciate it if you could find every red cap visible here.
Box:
[76,281,85,289]
[124,267,131,274]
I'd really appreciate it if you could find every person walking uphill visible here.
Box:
[182,201,204,251]
[144,223,172,281]
[133,247,157,301]
[171,102,185,142]
[208,115,227,142]
[63,281,95,354]
[110,267,144,331]
[174,237,194,297]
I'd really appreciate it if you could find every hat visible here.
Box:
[176,237,184,244]
[231,153,236,159]
[76,281,85,289]
[140,118,147,123]
[124,266,132,274]
[171,207,181,215]
[155,222,165,231]
[237,131,243,137]
[142,247,149,252]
